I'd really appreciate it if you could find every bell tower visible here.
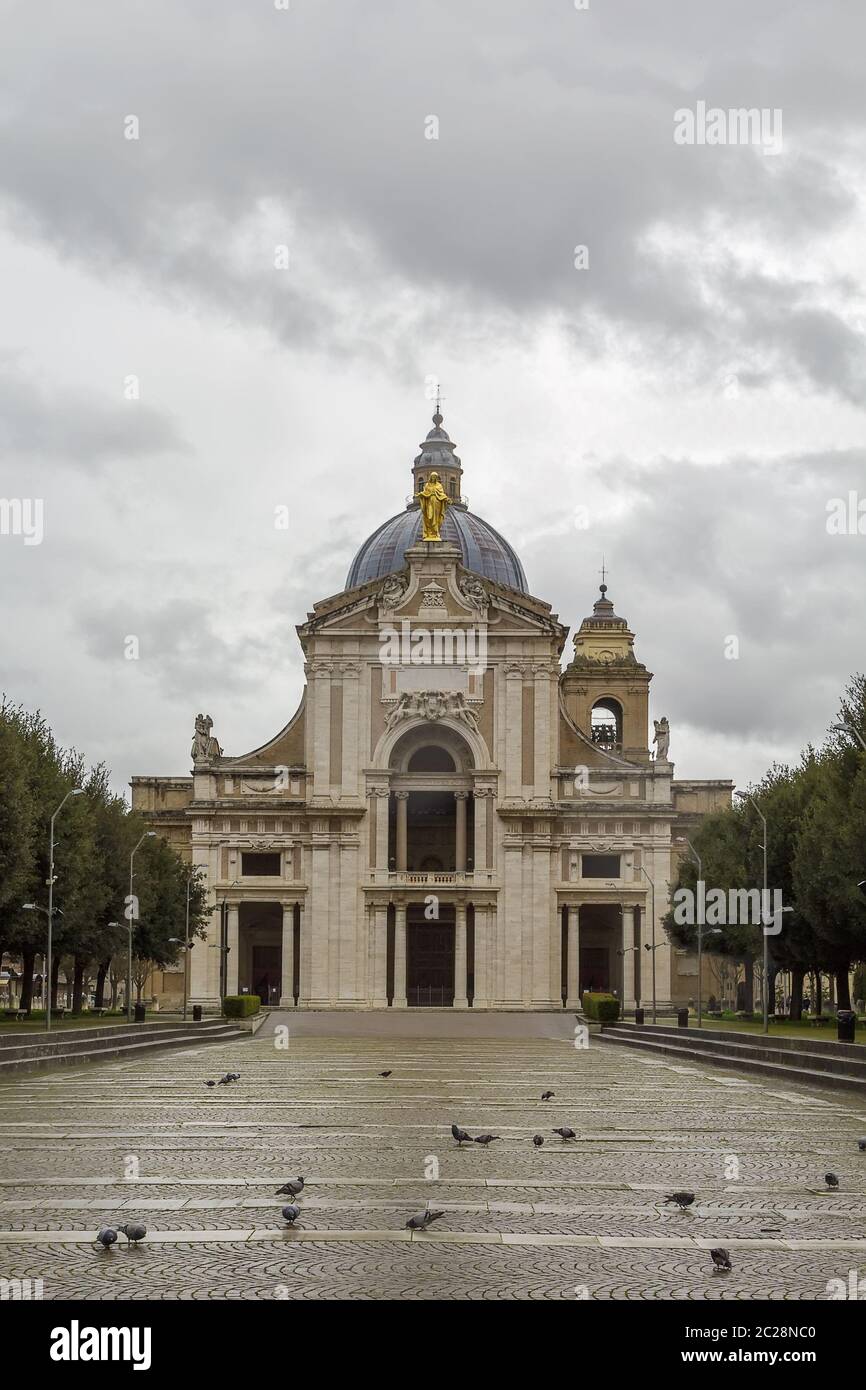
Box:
[560,580,652,763]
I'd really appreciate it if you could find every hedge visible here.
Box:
[581,991,620,1022]
[222,995,261,1017]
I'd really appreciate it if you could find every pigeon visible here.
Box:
[217,1075,231,1086]
[532,1134,545,1148]
[710,1247,732,1271]
[204,1080,216,1088]
[541,1091,555,1101]
[378,1070,392,1078]
[474,1134,501,1147]
[825,1172,840,1189]
[281,1204,301,1226]
[405,1210,446,1230]
[451,1124,474,1146]
[95,1226,118,1248]
[275,1176,305,1198]
[664,1191,696,1210]
[859,1138,866,1152]
[552,1127,576,1141]
[117,1223,147,1244]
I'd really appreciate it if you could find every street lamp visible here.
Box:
[734,791,770,1035]
[638,864,656,1024]
[27,788,84,1033]
[674,837,704,1026]
[128,832,156,1022]
[168,937,194,1021]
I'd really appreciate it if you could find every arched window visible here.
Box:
[590,697,622,748]
[449,477,457,497]
[417,475,425,490]
[407,745,456,773]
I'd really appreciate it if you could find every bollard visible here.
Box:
[677,1007,689,1028]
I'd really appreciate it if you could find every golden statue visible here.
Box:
[416,470,451,541]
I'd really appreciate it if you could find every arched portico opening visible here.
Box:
[385,725,476,873]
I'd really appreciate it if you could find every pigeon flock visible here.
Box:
[87,1063,863,1275]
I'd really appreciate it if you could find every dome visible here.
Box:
[347,505,528,593]
[346,408,529,594]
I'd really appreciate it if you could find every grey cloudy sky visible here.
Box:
[2,0,864,794]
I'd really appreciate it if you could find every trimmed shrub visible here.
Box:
[222,995,261,1018]
[582,991,620,1022]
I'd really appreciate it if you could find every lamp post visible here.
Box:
[128,832,156,1022]
[675,837,704,1026]
[735,792,769,1035]
[638,865,656,1023]
[27,788,84,1033]
[168,937,193,1021]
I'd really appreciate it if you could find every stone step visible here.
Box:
[0,1026,247,1076]
[619,1021,864,1061]
[597,1026,866,1095]
[604,1023,866,1079]
[0,1022,235,1064]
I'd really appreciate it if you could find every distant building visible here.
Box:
[132,409,732,1011]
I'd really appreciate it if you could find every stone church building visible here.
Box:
[132,409,731,1012]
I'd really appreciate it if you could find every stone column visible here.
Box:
[279,903,294,1005]
[311,663,331,796]
[473,790,487,871]
[454,791,468,872]
[297,900,310,1004]
[454,900,468,1007]
[622,906,636,1009]
[372,903,388,1007]
[393,902,407,1007]
[395,792,409,872]
[566,905,581,1008]
[376,789,390,873]
[504,667,523,797]
[226,904,239,994]
[472,904,490,1008]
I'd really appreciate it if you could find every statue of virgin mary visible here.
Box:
[416,471,450,541]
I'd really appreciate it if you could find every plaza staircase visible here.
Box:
[0,1019,247,1076]
[598,1020,866,1095]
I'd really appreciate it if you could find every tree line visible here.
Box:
[0,699,209,1013]
[665,675,866,1016]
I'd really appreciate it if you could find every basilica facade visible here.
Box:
[132,410,732,1012]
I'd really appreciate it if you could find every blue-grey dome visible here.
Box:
[346,407,529,594]
[346,504,529,593]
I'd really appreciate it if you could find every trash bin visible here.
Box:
[634,1008,645,1025]
[133,1002,146,1023]
[192,1005,203,1022]
[677,1007,689,1028]
[837,1009,856,1043]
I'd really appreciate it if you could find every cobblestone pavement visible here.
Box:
[1,1014,864,1300]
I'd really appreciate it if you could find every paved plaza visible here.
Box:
[1,1014,865,1300]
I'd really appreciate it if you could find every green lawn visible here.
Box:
[0,1011,183,1034]
[647,1014,865,1043]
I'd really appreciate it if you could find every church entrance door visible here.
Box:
[407,904,455,1006]
[251,944,281,1007]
